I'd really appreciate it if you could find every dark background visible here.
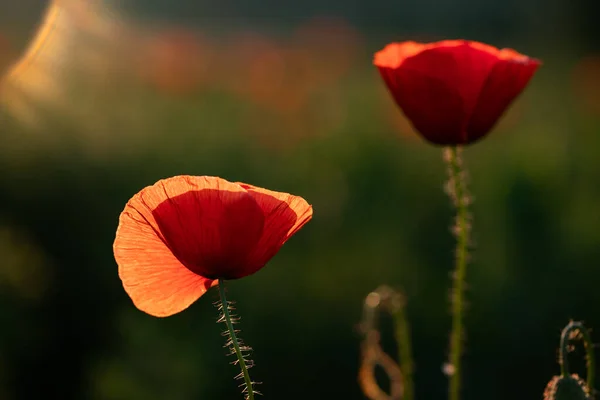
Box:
[0,0,599,399]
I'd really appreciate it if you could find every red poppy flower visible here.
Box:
[114,175,313,317]
[374,40,541,145]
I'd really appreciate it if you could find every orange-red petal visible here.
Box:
[114,178,221,317]
[236,183,313,277]
[114,175,261,316]
[115,176,312,316]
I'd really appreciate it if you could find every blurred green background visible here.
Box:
[0,0,599,399]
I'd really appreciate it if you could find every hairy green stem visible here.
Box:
[393,303,415,400]
[218,280,255,400]
[444,146,471,400]
[559,320,596,392]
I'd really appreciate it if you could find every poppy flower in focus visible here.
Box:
[374,40,541,145]
[114,175,313,317]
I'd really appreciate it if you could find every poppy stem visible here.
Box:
[559,321,596,391]
[443,146,471,400]
[217,280,255,400]
[392,293,415,400]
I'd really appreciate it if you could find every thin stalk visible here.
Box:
[218,280,255,400]
[444,146,471,400]
[393,303,415,400]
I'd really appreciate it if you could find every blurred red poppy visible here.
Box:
[139,28,213,96]
[114,175,312,317]
[293,16,364,85]
[374,40,541,145]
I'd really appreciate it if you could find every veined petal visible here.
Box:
[237,183,313,276]
[114,196,216,317]
[115,176,311,317]
[114,175,263,316]
[138,175,264,279]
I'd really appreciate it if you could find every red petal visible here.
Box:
[466,57,541,141]
[114,185,217,317]
[374,40,538,145]
[144,176,265,279]
[374,41,428,69]
[236,183,313,276]
[374,40,473,69]
[375,41,498,110]
[378,65,467,144]
[114,175,267,316]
